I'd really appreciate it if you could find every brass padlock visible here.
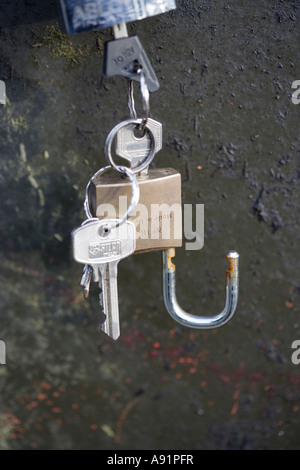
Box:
[90,168,182,254]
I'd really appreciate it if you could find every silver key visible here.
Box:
[72,218,136,340]
[115,118,162,170]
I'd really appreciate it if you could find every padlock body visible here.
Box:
[90,168,182,254]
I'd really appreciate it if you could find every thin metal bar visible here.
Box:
[162,249,239,329]
[113,22,129,39]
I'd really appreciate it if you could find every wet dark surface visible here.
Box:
[0,0,300,450]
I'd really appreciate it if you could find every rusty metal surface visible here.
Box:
[0,0,299,450]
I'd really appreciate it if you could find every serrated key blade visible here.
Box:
[99,263,120,340]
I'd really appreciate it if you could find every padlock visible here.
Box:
[90,168,182,254]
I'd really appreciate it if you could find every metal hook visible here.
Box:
[162,248,239,329]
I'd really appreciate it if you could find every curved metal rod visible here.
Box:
[162,248,239,329]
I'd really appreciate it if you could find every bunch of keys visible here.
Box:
[71,104,180,340]
[72,165,140,340]
[68,0,240,341]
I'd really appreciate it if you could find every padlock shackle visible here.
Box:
[162,249,239,329]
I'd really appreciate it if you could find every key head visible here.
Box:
[104,36,160,93]
[115,118,162,168]
[72,219,136,265]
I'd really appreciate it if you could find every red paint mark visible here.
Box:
[125,336,133,347]
[285,301,293,308]
[10,417,21,424]
[114,396,141,444]
[26,402,38,410]
[220,375,230,383]
[230,401,239,415]
[90,424,98,431]
[51,408,62,414]
[39,382,51,391]
[37,393,47,401]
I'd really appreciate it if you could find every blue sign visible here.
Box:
[60,0,176,34]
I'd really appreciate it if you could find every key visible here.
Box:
[104,35,160,93]
[72,218,136,339]
[115,118,162,170]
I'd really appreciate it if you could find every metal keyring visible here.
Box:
[127,68,150,127]
[137,68,150,130]
[84,165,140,230]
[105,118,156,174]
